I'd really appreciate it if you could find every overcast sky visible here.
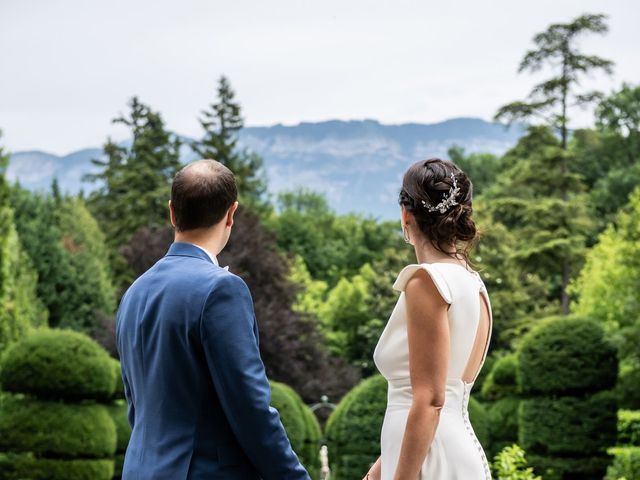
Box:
[1,0,638,155]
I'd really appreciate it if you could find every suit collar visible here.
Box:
[166,242,216,264]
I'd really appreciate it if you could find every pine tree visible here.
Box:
[84,97,182,286]
[192,76,267,206]
[494,13,613,313]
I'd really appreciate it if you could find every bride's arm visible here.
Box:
[392,269,450,480]
[363,456,381,480]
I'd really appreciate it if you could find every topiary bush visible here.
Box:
[269,380,322,480]
[517,316,619,480]
[618,410,640,447]
[325,374,387,480]
[0,396,116,458]
[468,396,490,448]
[0,453,114,480]
[519,392,617,455]
[606,446,640,480]
[106,401,130,480]
[0,329,116,401]
[481,353,519,401]
[0,330,117,480]
[487,397,521,459]
[517,316,617,396]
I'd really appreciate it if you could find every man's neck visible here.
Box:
[174,229,222,257]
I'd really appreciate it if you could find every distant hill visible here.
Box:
[8,117,523,219]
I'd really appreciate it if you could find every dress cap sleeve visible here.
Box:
[393,264,453,304]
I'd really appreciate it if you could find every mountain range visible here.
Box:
[8,117,524,219]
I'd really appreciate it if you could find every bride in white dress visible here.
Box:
[365,158,493,480]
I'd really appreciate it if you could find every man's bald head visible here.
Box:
[171,159,237,232]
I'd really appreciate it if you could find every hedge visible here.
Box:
[618,410,640,446]
[111,360,125,400]
[606,446,640,480]
[487,397,520,458]
[517,316,617,396]
[468,396,490,448]
[0,396,116,458]
[481,353,519,401]
[325,375,387,480]
[0,453,114,480]
[526,453,611,480]
[269,381,322,479]
[519,392,617,456]
[107,402,129,479]
[0,330,116,401]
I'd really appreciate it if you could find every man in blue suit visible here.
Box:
[116,159,311,479]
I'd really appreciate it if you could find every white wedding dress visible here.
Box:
[373,263,493,479]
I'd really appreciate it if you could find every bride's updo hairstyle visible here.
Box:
[399,158,478,262]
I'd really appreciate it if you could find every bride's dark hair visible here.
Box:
[398,158,478,263]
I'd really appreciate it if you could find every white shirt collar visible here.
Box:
[191,243,219,266]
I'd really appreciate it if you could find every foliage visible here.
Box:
[0,396,116,458]
[468,396,490,448]
[491,444,541,480]
[448,145,505,195]
[106,401,130,479]
[481,353,519,401]
[0,135,46,353]
[267,188,404,287]
[518,392,617,455]
[0,453,114,480]
[494,13,613,149]
[526,454,611,480]
[84,96,182,286]
[487,397,521,459]
[606,446,640,480]
[517,316,617,395]
[269,381,321,479]
[0,329,116,401]
[325,375,387,480]
[191,76,268,208]
[618,410,640,447]
[483,127,594,313]
[9,187,115,334]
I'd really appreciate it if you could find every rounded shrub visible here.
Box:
[0,329,116,401]
[517,316,617,396]
[325,374,387,480]
[481,353,519,401]
[270,381,307,458]
[111,359,125,400]
[0,395,116,458]
[468,396,490,448]
[519,392,617,456]
[525,454,611,480]
[106,401,130,480]
[0,452,114,480]
[487,397,520,458]
[269,381,322,479]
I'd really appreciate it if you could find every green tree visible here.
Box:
[192,76,267,207]
[483,126,593,313]
[494,13,613,313]
[495,13,613,151]
[0,133,46,352]
[9,186,115,334]
[85,97,181,286]
[447,146,504,196]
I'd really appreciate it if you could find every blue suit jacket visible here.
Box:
[116,242,311,480]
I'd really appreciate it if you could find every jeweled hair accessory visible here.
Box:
[421,172,460,214]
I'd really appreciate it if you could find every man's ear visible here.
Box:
[168,200,176,228]
[226,201,239,228]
